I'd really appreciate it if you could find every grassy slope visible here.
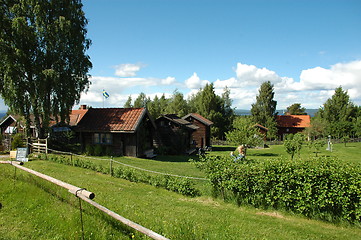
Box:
[1,161,361,240]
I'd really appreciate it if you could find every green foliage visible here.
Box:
[341,135,350,147]
[11,133,24,150]
[286,103,307,115]
[194,154,361,223]
[251,81,277,139]
[0,0,92,138]
[316,87,357,138]
[93,145,104,156]
[85,144,94,156]
[166,90,189,117]
[42,154,200,197]
[226,116,264,147]
[123,95,133,108]
[188,83,234,139]
[307,139,326,157]
[283,133,305,160]
[133,92,149,108]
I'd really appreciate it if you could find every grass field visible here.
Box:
[1,142,360,239]
[1,161,361,240]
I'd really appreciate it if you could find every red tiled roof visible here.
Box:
[76,108,146,132]
[69,109,88,126]
[182,113,213,126]
[276,115,311,128]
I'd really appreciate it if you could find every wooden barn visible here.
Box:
[154,114,199,154]
[182,113,213,149]
[75,107,156,157]
[276,115,311,140]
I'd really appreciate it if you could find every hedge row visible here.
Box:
[36,154,200,197]
[193,155,361,223]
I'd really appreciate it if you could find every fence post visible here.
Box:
[110,156,113,176]
[71,153,74,167]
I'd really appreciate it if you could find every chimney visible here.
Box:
[80,105,87,110]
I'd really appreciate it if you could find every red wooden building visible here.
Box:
[182,113,213,149]
[276,115,311,140]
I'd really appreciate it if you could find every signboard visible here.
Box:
[16,148,28,162]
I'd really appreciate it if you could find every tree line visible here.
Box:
[123,84,235,140]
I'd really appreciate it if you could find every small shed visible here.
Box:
[182,113,213,149]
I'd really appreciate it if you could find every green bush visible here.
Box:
[193,155,361,223]
[11,133,25,150]
[42,154,200,197]
[93,145,103,156]
[85,144,94,156]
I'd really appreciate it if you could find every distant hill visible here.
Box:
[235,109,318,117]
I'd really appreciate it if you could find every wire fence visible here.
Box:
[28,143,209,181]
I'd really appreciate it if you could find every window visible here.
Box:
[94,133,112,144]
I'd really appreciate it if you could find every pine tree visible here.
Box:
[251,81,277,139]
[166,90,188,116]
[316,87,356,138]
[133,92,148,108]
[286,103,306,115]
[124,96,133,108]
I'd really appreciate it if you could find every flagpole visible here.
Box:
[103,89,104,108]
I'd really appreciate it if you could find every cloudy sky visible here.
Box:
[1,0,361,111]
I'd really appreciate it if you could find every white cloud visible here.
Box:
[213,61,361,109]
[114,63,144,77]
[161,76,176,85]
[298,60,361,93]
[235,63,282,86]
[185,72,210,89]
[78,60,361,110]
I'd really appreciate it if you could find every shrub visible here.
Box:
[11,133,24,150]
[42,154,200,197]
[93,145,103,156]
[85,144,94,156]
[193,155,361,223]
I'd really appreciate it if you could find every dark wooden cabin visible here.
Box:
[154,114,199,154]
[75,108,155,157]
[182,113,213,149]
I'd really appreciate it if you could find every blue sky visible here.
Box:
[1,0,361,111]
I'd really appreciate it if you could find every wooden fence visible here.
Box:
[1,161,169,240]
[30,138,48,154]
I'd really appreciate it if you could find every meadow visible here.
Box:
[0,142,360,239]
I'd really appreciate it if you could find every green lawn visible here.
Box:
[1,161,361,240]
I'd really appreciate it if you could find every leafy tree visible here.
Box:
[305,117,326,139]
[220,86,235,136]
[251,81,277,139]
[124,95,133,108]
[316,87,356,138]
[286,103,307,115]
[159,94,169,116]
[284,133,304,160]
[353,106,361,137]
[188,83,229,139]
[147,95,160,119]
[166,90,188,117]
[133,92,149,108]
[226,116,264,149]
[0,0,92,138]
[307,139,325,157]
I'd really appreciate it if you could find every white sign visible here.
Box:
[16,148,28,162]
